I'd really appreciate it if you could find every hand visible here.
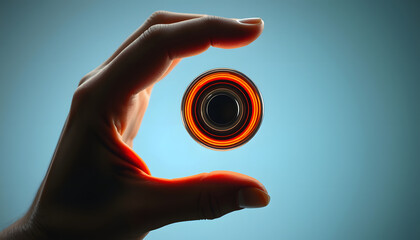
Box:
[0,11,269,240]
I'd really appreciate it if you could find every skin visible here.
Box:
[0,11,270,240]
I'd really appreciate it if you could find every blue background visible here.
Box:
[1,0,419,239]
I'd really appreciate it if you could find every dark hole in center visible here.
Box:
[206,93,239,126]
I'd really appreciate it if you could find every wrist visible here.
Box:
[0,215,47,240]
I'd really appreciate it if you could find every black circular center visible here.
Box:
[206,93,239,126]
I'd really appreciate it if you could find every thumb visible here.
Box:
[144,171,270,229]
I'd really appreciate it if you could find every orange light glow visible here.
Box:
[182,69,263,150]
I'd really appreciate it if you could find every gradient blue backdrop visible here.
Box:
[1,1,419,239]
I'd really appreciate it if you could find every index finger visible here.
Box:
[96,15,264,102]
[101,11,205,67]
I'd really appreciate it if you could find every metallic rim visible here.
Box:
[181,68,264,151]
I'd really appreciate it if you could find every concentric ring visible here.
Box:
[181,68,263,150]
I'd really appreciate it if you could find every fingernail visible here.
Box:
[237,187,270,208]
[237,17,263,25]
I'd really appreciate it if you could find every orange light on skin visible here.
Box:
[182,69,263,150]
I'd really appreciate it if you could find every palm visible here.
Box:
[115,58,181,147]
[119,87,152,147]
[80,58,180,149]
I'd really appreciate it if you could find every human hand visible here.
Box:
[0,11,269,240]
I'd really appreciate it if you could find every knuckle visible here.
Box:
[68,85,97,124]
[78,68,101,86]
[197,174,223,220]
[71,85,90,107]
[198,191,222,220]
[141,23,167,44]
[148,10,170,23]
[78,76,89,86]
[71,83,98,113]
[78,72,93,86]
[201,15,225,27]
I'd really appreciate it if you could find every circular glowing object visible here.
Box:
[181,68,263,150]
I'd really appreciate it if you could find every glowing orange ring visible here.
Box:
[181,68,263,150]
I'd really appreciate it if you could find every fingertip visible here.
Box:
[236,17,263,25]
[235,17,264,37]
[237,187,270,209]
[213,17,264,49]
